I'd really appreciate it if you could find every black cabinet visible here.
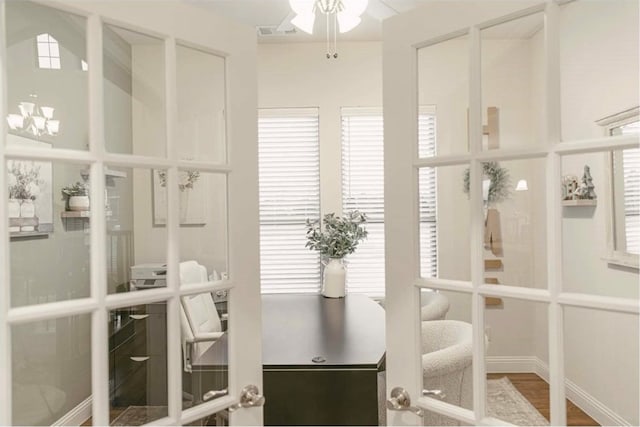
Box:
[109,303,167,407]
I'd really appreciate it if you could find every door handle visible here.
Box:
[386,387,423,417]
[203,388,228,402]
[422,389,446,400]
[228,385,265,412]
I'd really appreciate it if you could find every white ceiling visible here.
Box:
[187,0,422,43]
[187,0,545,43]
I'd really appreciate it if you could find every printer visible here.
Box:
[130,263,167,290]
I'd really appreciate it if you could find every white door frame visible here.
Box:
[0,1,262,425]
[383,1,639,425]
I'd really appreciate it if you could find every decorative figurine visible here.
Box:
[572,165,596,200]
[562,175,578,200]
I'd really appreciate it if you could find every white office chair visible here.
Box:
[421,320,473,426]
[420,291,450,321]
[180,261,224,372]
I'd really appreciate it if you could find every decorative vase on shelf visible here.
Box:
[322,258,346,298]
[20,199,35,218]
[8,198,21,218]
[68,195,90,211]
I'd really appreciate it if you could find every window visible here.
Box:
[341,108,385,296]
[36,33,61,69]
[258,108,321,293]
[612,120,640,256]
[341,107,438,296]
[597,107,640,266]
[419,108,437,278]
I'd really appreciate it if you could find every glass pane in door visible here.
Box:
[484,298,549,425]
[103,24,166,157]
[8,160,91,307]
[178,171,228,282]
[105,166,168,295]
[6,1,88,151]
[108,303,168,425]
[481,12,545,151]
[182,290,229,410]
[12,314,91,426]
[417,34,469,157]
[176,45,227,164]
[419,164,470,281]
[474,158,547,289]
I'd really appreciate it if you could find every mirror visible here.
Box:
[598,107,640,266]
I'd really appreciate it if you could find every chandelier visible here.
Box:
[6,94,60,137]
[289,0,369,58]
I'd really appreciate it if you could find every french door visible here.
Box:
[384,0,639,426]
[0,1,262,425]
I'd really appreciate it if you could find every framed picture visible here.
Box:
[6,134,53,236]
[152,169,207,226]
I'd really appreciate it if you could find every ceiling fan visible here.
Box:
[276,0,399,33]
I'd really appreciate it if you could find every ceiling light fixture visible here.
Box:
[289,0,369,59]
[6,94,60,137]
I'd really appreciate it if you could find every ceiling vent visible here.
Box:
[257,26,298,37]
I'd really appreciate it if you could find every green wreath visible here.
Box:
[463,161,511,204]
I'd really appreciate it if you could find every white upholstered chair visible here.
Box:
[421,320,473,426]
[180,261,223,372]
[420,291,450,321]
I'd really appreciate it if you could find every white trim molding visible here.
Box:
[52,396,92,427]
[486,356,632,426]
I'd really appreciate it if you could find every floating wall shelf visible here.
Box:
[61,210,112,218]
[562,199,597,207]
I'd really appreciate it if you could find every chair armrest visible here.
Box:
[422,344,472,379]
[187,332,224,344]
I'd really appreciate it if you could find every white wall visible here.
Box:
[558,1,639,424]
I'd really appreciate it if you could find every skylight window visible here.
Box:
[36,33,61,69]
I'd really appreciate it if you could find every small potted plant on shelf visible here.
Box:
[305,210,368,298]
[62,181,90,211]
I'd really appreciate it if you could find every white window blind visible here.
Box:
[418,109,438,278]
[341,107,385,296]
[618,120,640,254]
[258,108,321,293]
[622,148,640,254]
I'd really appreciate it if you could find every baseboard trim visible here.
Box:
[564,377,631,426]
[487,356,631,426]
[52,396,92,426]
[486,355,539,374]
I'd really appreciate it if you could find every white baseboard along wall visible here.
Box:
[486,356,631,426]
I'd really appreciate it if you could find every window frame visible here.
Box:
[597,106,640,269]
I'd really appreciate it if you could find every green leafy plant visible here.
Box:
[305,211,368,259]
[61,181,89,197]
[463,161,511,204]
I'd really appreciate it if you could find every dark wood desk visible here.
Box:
[262,294,385,426]
[193,294,386,426]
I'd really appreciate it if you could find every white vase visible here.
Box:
[69,195,90,211]
[20,199,35,218]
[322,258,346,298]
[8,198,21,218]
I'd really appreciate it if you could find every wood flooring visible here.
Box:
[488,372,600,426]
[85,373,599,426]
